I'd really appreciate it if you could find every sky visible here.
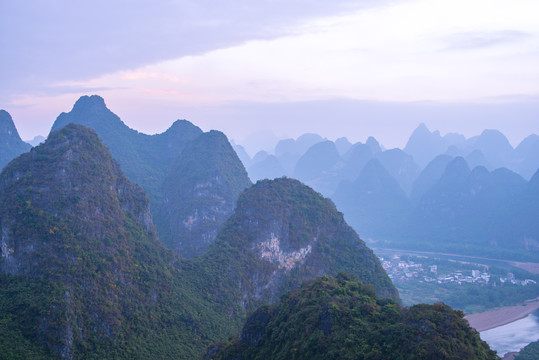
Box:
[2,0,539,153]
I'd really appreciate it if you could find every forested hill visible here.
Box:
[49,95,251,258]
[0,109,31,170]
[0,125,399,359]
[209,274,498,360]
[0,124,232,359]
[156,130,252,257]
[190,177,400,311]
[49,95,203,203]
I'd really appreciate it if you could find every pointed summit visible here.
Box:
[50,94,132,136]
[404,123,446,168]
[0,124,192,357]
[442,156,471,183]
[468,129,513,169]
[294,141,340,182]
[366,136,381,153]
[333,159,410,240]
[0,110,31,170]
[49,96,204,248]
[157,130,252,257]
[72,94,107,112]
[198,177,399,307]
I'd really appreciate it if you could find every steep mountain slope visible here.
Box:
[410,154,453,203]
[515,169,539,250]
[157,130,252,258]
[333,159,410,241]
[49,95,203,204]
[514,134,539,179]
[339,142,376,182]
[465,129,514,170]
[248,154,287,181]
[294,140,341,182]
[0,125,235,359]
[334,137,352,155]
[375,148,420,195]
[191,177,399,313]
[209,274,497,360]
[0,110,31,170]
[404,157,531,259]
[404,123,448,168]
[274,133,324,158]
[50,96,254,257]
[294,141,342,196]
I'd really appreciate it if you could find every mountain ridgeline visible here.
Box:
[241,124,539,262]
[190,177,400,311]
[0,124,410,358]
[0,109,31,170]
[49,95,250,258]
[157,130,252,257]
[0,124,195,359]
[209,274,497,360]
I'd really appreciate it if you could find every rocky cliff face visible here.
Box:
[157,130,252,258]
[0,124,196,359]
[195,177,399,314]
[49,95,253,257]
[0,109,31,170]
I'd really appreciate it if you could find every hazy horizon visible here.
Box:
[2,0,539,149]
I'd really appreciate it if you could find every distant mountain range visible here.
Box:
[3,104,538,262]
[237,123,539,261]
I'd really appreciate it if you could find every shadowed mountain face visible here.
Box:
[210,275,497,360]
[275,133,324,158]
[333,159,410,241]
[404,157,532,258]
[0,125,195,359]
[248,154,287,181]
[375,148,419,195]
[293,141,343,196]
[50,95,203,203]
[467,129,513,170]
[410,154,453,203]
[294,141,341,182]
[404,123,448,168]
[49,95,251,257]
[515,134,539,179]
[194,177,400,311]
[157,130,251,258]
[0,110,31,170]
[0,128,400,359]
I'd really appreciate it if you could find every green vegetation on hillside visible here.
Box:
[0,128,400,359]
[0,125,239,359]
[210,274,498,360]
[157,130,251,257]
[0,110,31,170]
[518,339,539,360]
[192,177,399,309]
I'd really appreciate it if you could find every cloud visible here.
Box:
[0,0,391,100]
[444,30,533,50]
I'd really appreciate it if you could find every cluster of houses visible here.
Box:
[379,256,536,286]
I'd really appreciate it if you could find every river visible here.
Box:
[480,312,539,356]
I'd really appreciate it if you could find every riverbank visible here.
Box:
[465,298,539,332]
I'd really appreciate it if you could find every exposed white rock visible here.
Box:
[256,233,312,270]
[1,225,12,258]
